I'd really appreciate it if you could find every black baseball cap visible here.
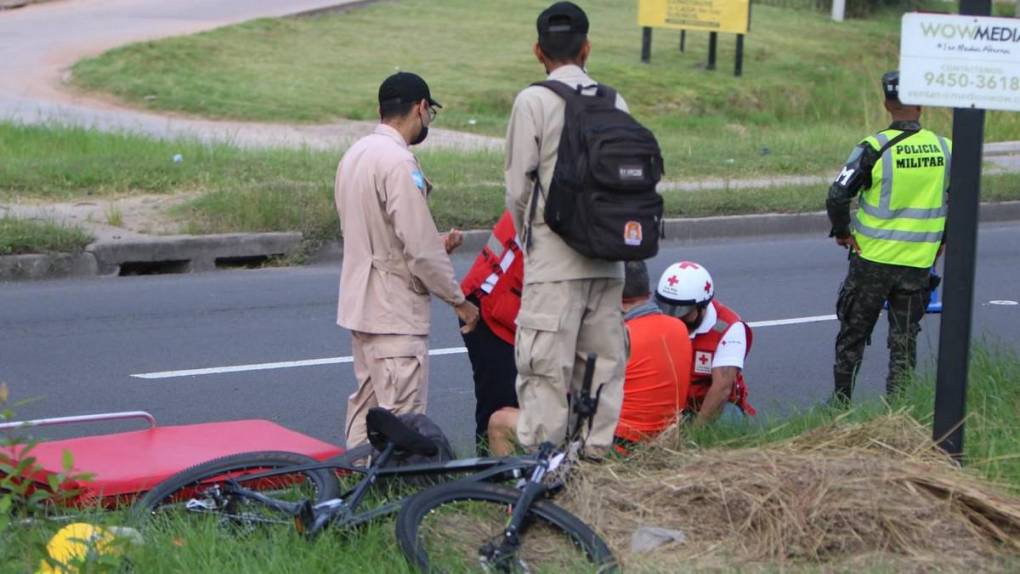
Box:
[537,2,589,37]
[378,72,442,108]
[882,70,899,101]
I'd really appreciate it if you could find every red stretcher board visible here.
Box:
[2,419,344,506]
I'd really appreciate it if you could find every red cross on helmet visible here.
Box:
[655,261,714,318]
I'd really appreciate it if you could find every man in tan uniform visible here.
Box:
[335,72,479,448]
[505,2,627,454]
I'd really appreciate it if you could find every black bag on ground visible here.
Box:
[529,80,664,261]
[350,412,455,487]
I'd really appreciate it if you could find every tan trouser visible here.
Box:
[514,278,626,452]
[344,331,429,449]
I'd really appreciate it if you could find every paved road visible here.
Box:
[3,226,1019,452]
[0,0,498,152]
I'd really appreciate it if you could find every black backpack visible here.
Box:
[528,80,664,261]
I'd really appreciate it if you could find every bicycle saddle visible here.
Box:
[366,407,438,457]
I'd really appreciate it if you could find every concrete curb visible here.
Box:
[0,252,98,281]
[1,232,302,281]
[5,204,1019,280]
[88,232,302,275]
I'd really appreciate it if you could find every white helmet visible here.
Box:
[655,261,714,318]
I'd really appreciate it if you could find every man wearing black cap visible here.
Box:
[825,70,952,406]
[335,72,479,448]
[504,2,629,455]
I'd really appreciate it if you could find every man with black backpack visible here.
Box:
[505,2,664,455]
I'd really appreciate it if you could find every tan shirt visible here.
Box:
[505,64,626,285]
[335,124,465,335]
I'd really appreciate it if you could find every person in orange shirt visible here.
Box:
[487,261,692,455]
[614,261,692,446]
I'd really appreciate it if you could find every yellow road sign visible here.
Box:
[639,0,751,35]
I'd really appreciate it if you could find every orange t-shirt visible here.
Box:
[614,312,693,443]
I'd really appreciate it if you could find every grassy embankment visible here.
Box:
[70,0,1020,178]
[3,347,1020,572]
[3,122,1019,249]
[1,1,1016,251]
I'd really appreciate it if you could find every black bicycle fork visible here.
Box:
[481,442,556,568]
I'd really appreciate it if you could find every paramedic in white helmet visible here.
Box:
[655,261,756,425]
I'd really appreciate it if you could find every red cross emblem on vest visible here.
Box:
[667,275,679,287]
[698,354,709,365]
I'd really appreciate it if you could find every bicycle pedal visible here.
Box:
[294,500,315,536]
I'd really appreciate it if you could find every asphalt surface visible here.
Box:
[3,225,1019,452]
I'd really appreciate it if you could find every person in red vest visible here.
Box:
[459,210,524,453]
[654,261,756,425]
[487,261,692,455]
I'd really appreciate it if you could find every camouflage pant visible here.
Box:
[833,254,931,400]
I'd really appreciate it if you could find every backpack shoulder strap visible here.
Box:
[531,80,615,107]
[875,129,917,156]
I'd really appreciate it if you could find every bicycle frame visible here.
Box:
[183,352,605,548]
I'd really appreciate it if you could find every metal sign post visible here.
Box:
[933,102,984,459]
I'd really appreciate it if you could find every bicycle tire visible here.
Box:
[396,481,617,573]
[132,450,340,524]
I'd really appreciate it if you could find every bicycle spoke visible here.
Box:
[415,498,596,573]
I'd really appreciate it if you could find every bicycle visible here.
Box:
[133,354,617,573]
[394,353,617,572]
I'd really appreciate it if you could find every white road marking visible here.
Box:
[131,313,840,380]
[132,347,468,380]
[989,300,1018,306]
[747,314,838,328]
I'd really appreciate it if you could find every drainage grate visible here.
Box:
[215,255,274,270]
[118,260,191,276]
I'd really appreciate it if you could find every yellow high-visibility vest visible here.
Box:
[853,128,952,268]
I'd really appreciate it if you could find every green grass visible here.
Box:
[70,1,1020,179]
[4,122,1019,243]
[0,217,93,256]
[4,346,1018,572]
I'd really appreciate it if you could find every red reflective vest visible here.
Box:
[460,211,524,345]
[689,300,756,416]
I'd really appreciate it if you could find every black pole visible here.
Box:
[735,34,744,77]
[641,27,652,63]
[707,32,718,70]
[932,0,992,460]
[680,30,686,53]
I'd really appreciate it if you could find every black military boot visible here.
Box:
[828,372,855,409]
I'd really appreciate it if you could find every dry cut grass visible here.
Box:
[563,413,1020,573]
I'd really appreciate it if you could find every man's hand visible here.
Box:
[835,235,861,254]
[455,300,480,334]
[441,229,464,254]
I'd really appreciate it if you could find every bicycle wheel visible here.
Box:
[132,451,340,527]
[396,481,617,573]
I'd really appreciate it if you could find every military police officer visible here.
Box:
[335,72,479,448]
[827,70,952,404]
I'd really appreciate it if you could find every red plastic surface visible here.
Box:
[2,420,343,504]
